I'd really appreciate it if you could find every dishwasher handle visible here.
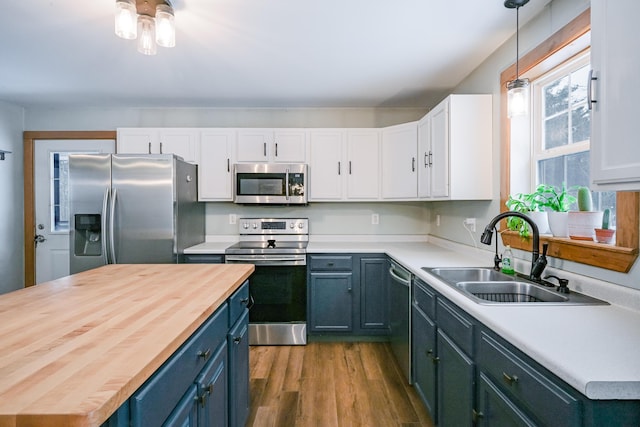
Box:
[389,265,411,286]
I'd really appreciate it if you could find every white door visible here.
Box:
[34,139,115,284]
[309,130,344,200]
[272,130,307,163]
[417,115,431,198]
[381,122,418,199]
[346,130,380,199]
[430,99,450,198]
[198,129,236,201]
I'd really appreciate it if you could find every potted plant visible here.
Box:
[567,186,604,240]
[538,183,576,237]
[594,208,615,244]
[505,185,550,237]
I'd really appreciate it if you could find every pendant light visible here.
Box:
[114,0,176,55]
[505,0,530,118]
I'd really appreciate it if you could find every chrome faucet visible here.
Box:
[480,211,548,281]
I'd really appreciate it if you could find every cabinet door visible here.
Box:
[381,122,418,199]
[273,130,307,163]
[346,130,380,199]
[236,130,270,162]
[417,115,431,199]
[158,129,198,163]
[228,310,249,427]
[476,373,536,427]
[429,100,449,198]
[117,128,157,154]
[412,306,437,420]
[309,130,344,200]
[198,130,235,201]
[197,343,228,427]
[309,272,354,332]
[590,0,640,190]
[437,329,474,427]
[162,385,198,427]
[360,257,389,330]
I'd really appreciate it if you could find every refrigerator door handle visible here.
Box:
[109,187,118,264]
[101,187,110,265]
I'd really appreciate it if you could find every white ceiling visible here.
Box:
[0,0,551,109]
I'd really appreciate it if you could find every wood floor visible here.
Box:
[246,341,435,427]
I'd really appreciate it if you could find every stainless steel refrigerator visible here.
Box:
[69,154,205,274]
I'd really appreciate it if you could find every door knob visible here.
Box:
[34,234,46,247]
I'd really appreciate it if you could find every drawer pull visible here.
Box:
[503,372,519,385]
[472,409,484,422]
[207,384,214,395]
[327,262,334,266]
[197,349,211,360]
[234,336,242,344]
[240,297,249,305]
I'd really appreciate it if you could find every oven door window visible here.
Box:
[249,265,306,323]
[237,173,285,196]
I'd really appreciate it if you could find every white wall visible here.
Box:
[0,101,25,294]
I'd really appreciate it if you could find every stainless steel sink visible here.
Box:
[455,281,568,304]
[422,267,608,306]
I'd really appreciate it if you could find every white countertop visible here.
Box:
[186,235,640,400]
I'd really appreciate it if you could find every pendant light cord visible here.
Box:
[515,6,520,79]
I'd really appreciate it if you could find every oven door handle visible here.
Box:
[225,256,306,266]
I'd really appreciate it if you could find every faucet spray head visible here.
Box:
[480,226,494,245]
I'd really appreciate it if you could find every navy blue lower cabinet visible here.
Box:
[184,254,225,264]
[359,257,389,330]
[437,329,475,427]
[228,309,249,427]
[164,385,199,427]
[309,272,354,332]
[476,373,536,426]
[411,302,437,421]
[197,342,228,427]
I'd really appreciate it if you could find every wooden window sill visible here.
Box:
[500,231,638,273]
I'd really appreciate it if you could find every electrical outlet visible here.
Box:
[436,214,441,227]
[464,217,476,232]
[371,213,379,225]
[229,214,237,225]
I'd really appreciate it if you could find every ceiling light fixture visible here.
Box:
[505,0,530,118]
[115,0,175,56]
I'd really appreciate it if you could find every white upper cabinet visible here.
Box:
[381,122,418,199]
[308,129,380,201]
[590,0,640,191]
[236,129,307,163]
[419,94,492,200]
[117,128,198,163]
[198,129,236,201]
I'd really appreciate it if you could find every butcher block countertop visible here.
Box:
[0,263,254,427]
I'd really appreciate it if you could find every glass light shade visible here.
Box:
[507,78,530,118]
[137,15,157,56]
[155,4,176,48]
[115,0,137,40]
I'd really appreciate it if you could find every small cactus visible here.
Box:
[577,186,593,211]
[602,208,610,229]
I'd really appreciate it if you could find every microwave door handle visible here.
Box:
[285,168,290,200]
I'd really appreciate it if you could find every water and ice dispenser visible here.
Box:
[73,214,102,256]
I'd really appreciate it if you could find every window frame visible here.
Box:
[499,8,638,273]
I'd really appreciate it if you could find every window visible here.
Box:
[51,153,70,232]
[532,50,616,223]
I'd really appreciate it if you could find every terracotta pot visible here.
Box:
[594,228,615,244]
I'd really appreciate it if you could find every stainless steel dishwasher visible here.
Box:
[389,260,412,384]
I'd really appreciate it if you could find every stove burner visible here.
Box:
[267,239,276,248]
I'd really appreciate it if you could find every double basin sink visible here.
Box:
[422,267,608,306]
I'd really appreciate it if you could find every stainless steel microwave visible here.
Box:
[233,163,307,204]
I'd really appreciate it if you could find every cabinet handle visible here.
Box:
[424,152,428,167]
[227,158,230,172]
[197,393,206,408]
[234,336,242,344]
[412,157,416,172]
[472,409,484,422]
[588,69,598,110]
[197,349,211,359]
[207,384,214,395]
[263,142,267,157]
[431,356,440,364]
[327,262,334,266]
[428,151,433,167]
[502,372,519,385]
[338,161,341,175]
[349,161,352,175]
[241,297,249,305]
[148,142,152,154]
[159,142,163,154]
[275,142,278,157]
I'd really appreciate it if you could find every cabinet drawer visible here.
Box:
[478,332,580,427]
[229,281,250,327]
[413,278,436,319]
[309,255,353,271]
[131,304,229,426]
[436,298,474,356]
[184,254,224,264]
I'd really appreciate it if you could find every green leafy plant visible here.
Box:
[537,183,577,212]
[505,186,547,237]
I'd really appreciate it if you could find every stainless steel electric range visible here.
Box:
[225,218,308,345]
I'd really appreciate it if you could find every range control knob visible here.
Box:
[252,223,258,229]
[289,222,295,229]
[242,223,249,229]
[298,222,304,229]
